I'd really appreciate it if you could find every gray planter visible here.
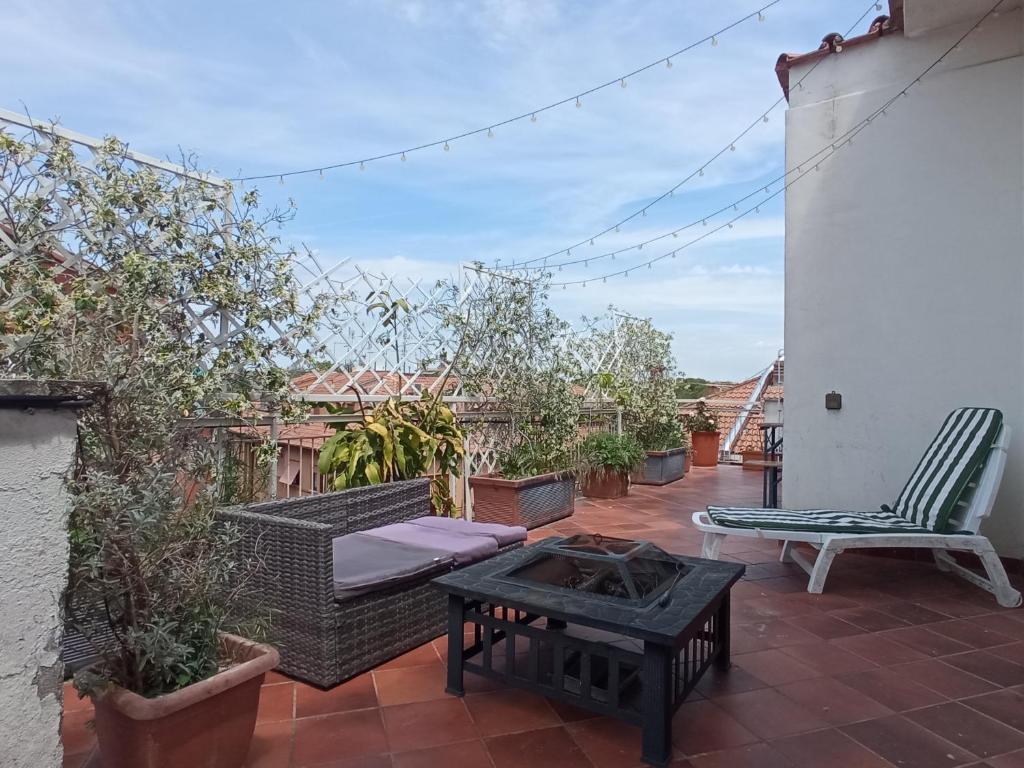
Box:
[469,472,576,529]
[631,447,687,486]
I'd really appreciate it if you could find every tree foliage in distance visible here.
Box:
[0,128,327,697]
[674,376,710,400]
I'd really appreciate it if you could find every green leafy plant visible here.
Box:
[1,128,326,698]
[681,400,720,433]
[317,392,465,514]
[586,314,686,453]
[578,432,645,479]
[446,269,582,479]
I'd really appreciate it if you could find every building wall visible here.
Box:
[0,407,78,768]
[783,9,1024,556]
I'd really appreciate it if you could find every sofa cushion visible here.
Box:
[363,522,499,565]
[331,533,453,601]
[406,516,527,547]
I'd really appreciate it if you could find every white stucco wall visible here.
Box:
[0,407,78,768]
[783,7,1024,556]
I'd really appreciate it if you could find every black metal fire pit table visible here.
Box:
[433,534,745,766]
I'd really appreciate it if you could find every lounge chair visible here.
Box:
[692,407,1022,608]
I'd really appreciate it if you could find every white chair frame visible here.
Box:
[692,425,1022,608]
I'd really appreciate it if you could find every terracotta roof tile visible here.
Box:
[775,1,904,100]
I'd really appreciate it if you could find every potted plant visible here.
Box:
[1,132,325,767]
[682,400,721,467]
[586,316,689,485]
[316,390,465,515]
[451,272,583,528]
[578,432,646,499]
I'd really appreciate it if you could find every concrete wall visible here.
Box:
[783,9,1024,557]
[0,407,78,768]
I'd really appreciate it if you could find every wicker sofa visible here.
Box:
[217,477,521,688]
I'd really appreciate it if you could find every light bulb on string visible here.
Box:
[401,152,407,162]
[758,11,765,21]
[638,243,643,250]
[701,219,707,226]
[764,185,770,193]
[603,277,607,283]
[666,58,673,68]
[728,222,733,229]
[762,114,769,123]
[625,270,630,277]
[319,169,324,180]
[583,281,587,288]
[642,209,646,217]
[359,161,365,171]
[699,168,704,177]
[589,239,594,246]
[647,262,652,269]
[576,96,582,108]
[487,127,494,138]
[711,35,718,46]
[278,175,284,185]
[730,144,736,151]
[615,225,620,233]
[443,141,450,151]
[733,204,738,211]
[620,78,627,88]
[672,231,678,238]
[531,113,537,123]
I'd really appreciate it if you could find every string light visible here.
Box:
[359,161,365,171]
[319,169,324,180]
[510,0,1004,290]
[487,127,494,138]
[401,152,407,161]
[230,1,783,182]
[278,175,284,185]
[504,0,884,268]
[758,11,765,21]
[444,141,450,151]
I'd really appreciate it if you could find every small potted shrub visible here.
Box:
[632,426,690,486]
[682,400,721,467]
[578,432,645,499]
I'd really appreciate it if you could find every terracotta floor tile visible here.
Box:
[841,715,975,768]
[548,697,602,723]
[828,608,912,633]
[732,649,822,687]
[832,632,930,666]
[301,754,393,768]
[378,643,442,670]
[777,677,893,726]
[836,668,947,712]
[784,611,865,639]
[905,702,1024,759]
[778,641,878,677]
[973,615,1024,642]
[882,626,974,658]
[963,687,1024,731]
[693,665,769,699]
[671,700,759,756]
[915,598,994,619]
[876,601,952,626]
[464,688,561,737]
[295,674,377,718]
[566,716,646,768]
[382,699,478,753]
[688,742,795,768]
[392,739,492,768]
[989,749,1024,768]
[715,688,828,740]
[373,663,448,706]
[928,621,1017,650]
[732,618,819,652]
[292,709,388,767]
[771,728,894,768]
[892,659,998,699]
[257,682,296,723]
[244,719,293,768]
[991,643,1024,666]
[943,652,1024,688]
[485,725,593,768]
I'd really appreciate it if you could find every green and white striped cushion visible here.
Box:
[707,507,931,534]
[887,407,1003,532]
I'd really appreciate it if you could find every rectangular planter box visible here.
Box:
[631,447,687,486]
[469,472,575,529]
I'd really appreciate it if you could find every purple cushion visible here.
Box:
[331,533,453,601]
[364,522,498,565]
[407,516,527,547]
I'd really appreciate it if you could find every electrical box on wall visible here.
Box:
[825,391,842,410]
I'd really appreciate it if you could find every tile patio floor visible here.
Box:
[63,466,1024,768]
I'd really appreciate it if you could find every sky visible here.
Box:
[4,0,863,380]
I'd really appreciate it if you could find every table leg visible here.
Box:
[641,643,673,767]
[715,593,731,671]
[445,594,466,696]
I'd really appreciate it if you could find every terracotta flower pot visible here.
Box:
[690,431,721,467]
[469,472,575,529]
[630,448,686,486]
[580,469,630,499]
[90,634,280,768]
